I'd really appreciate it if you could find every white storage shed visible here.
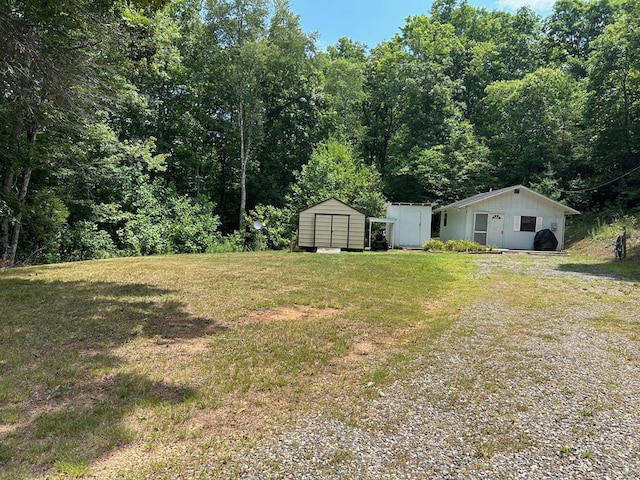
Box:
[298,198,365,251]
[385,203,432,249]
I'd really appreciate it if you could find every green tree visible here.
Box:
[288,139,386,218]
[363,14,490,204]
[204,0,270,230]
[586,5,640,205]
[362,38,407,177]
[317,37,369,144]
[389,121,491,204]
[252,0,320,207]
[431,1,544,122]
[544,0,615,78]
[481,68,586,189]
[0,0,124,264]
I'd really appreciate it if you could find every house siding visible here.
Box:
[439,188,575,250]
[440,208,467,242]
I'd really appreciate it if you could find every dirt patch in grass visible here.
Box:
[235,305,344,326]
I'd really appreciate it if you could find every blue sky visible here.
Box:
[288,0,555,50]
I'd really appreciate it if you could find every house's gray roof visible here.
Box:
[434,185,580,215]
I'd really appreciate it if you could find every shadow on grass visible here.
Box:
[557,259,640,282]
[0,276,225,478]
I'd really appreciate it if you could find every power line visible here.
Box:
[560,164,640,194]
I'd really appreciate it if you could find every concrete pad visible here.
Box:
[316,248,341,254]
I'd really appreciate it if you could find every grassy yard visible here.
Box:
[0,251,476,479]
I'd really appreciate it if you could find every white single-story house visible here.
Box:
[298,198,365,251]
[434,185,580,250]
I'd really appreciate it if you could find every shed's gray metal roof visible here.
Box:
[299,197,365,215]
[434,185,580,215]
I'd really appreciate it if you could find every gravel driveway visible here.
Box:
[223,254,640,479]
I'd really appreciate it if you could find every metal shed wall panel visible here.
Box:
[386,204,432,248]
[298,199,365,250]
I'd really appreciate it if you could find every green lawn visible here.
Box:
[0,251,476,479]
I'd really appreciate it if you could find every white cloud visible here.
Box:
[495,0,555,13]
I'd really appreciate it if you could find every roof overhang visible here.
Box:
[369,217,397,223]
[368,218,397,249]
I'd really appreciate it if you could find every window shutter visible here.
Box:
[513,216,521,231]
[535,216,543,231]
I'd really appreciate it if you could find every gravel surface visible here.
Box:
[222,254,640,479]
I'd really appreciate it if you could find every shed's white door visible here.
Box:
[314,214,349,248]
[399,209,422,246]
[487,213,505,248]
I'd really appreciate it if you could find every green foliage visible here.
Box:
[585,3,640,205]
[317,38,368,143]
[545,0,615,78]
[530,163,561,200]
[393,121,492,204]
[444,239,489,252]
[423,239,490,252]
[20,190,70,263]
[117,181,221,256]
[249,204,294,250]
[422,239,446,251]
[288,139,386,218]
[167,195,221,253]
[60,221,118,262]
[566,207,639,245]
[481,68,584,186]
[3,0,639,265]
[252,3,319,207]
[117,184,170,256]
[206,232,245,253]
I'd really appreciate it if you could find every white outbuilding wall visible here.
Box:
[386,203,432,249]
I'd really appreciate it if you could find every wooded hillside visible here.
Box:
[2,0,639,264]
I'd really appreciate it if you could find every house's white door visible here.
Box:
[487,212,505,248]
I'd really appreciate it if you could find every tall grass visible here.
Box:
[565,208,639,263]
[566,209,638,244]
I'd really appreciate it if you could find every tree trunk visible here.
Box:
[7,128,36,265]
[238,101,253,231]
[238,103,247,230]
[1,168,15,261]
[7,166,32,265]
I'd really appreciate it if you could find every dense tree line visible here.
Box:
[1,0,639,264]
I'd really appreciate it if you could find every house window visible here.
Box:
[520,216,536,232]
[514,215,542,232]
[443,212,448,227]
